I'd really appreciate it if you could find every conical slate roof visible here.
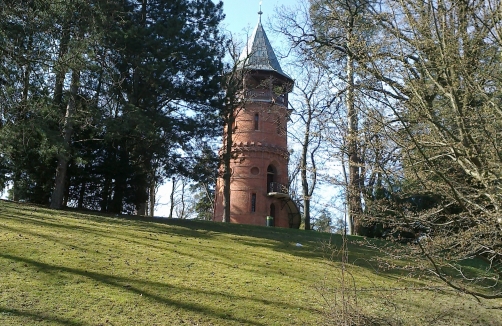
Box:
[238,16,292,81]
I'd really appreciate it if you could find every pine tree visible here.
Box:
[0,0,225,214]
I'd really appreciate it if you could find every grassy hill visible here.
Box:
[0,200,500,326]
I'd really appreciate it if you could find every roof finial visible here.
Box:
[258,1,263,22]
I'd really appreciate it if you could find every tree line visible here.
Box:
[0,0,224,214]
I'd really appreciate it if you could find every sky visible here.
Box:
[217,0,294,35]
[215,0,296,60]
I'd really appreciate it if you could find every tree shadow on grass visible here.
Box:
[1,253,317,325]
[1,201,408,282]
[2,204,337,262]
[3,211,380,283]
[1,200,339,250]
[0,306,89,326]
[3,206,218,242]
[2,214,194,257]
[1,223,90,253]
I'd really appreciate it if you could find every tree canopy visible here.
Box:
[0,0,225,214]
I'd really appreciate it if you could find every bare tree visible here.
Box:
[288,63,332,230]
[174,177,192,219]
[278,0,502,300]
[276,0,377,234]
[362,0,502,300]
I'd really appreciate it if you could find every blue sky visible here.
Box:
[216,0,295,55]
[217,0,293,34]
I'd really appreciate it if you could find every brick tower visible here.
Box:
[213,11,301,228]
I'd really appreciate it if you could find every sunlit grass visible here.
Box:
[0,200,500,325]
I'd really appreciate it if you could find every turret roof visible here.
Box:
[238,15,293,82]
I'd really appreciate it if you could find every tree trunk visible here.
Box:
[51,69,80,209]
[101,175,111,212]
[222,115,234,223]
[78,179,86,210]
[110,145,128,214]
[110,177,125,214]
[21,34,33,108]
[149,180,155,217]
[345,34,363,235]
[180,179,186,219]
[12,172,20,202]
[137,202,147,216]
[168,177,176,218]
[49,15,72,209]
[53,20,71,113]
[301,109,312,230]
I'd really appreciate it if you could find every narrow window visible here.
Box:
[254,113,259,130]
[267,165,275,192]
[251,193,256,212]
[276,115,281,134]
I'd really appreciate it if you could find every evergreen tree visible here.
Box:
[0,0,61,203]
[94,0,224,214]
[0,0,225,214]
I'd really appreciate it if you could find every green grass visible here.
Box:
[0,200,500,326]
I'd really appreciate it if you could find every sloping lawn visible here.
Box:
[0,200,500,325]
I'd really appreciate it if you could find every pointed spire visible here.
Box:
[237,8,292,82]
[258,1,263,22]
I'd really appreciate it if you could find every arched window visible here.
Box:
[254,113,259,130]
